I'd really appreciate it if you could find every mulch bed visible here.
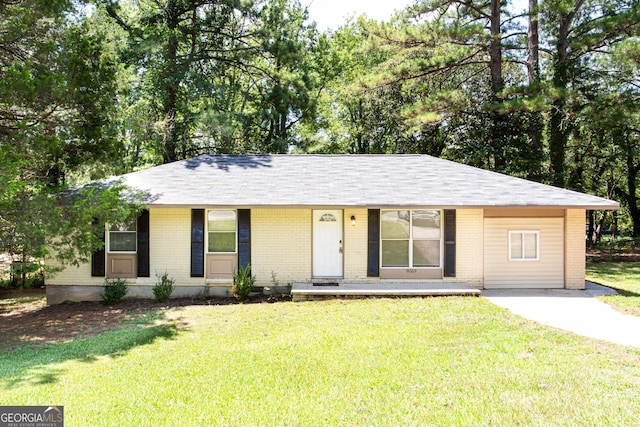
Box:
[0,288,287,352]
[586,248,640,263]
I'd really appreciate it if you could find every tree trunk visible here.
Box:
[587,210,594,247]
[625,140,640,237]
[526,0,544,182]
[549,44,569,186]
[279,110,288,153]
[489,0,503,95]
[548,0,585,187]
[527,0,539,84]
[489,0,505,170]
[162,8,180,164]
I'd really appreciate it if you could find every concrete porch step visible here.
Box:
[291,281,481,302]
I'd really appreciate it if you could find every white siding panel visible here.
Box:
[484,217,564,288]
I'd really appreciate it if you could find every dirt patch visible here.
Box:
[0,288,288,352]
[587,247,640,263]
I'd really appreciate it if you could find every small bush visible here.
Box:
[5,262,44,289]
[153,271,175,303]
[232,264,255,301]
[102,278,128,305]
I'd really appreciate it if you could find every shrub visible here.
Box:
[153,271,175,303]
[102,278,128,305]
[232,264,255,301]
[5,261,44,289]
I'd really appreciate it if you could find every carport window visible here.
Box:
[509,231,539,261]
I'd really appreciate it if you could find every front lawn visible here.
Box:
[1,297,640,426]
[587,262,640,316]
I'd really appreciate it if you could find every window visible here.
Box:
[509,231,539,261]
[108,218,137,253]
[381,210,441,268]
[319,213,337,222]
[207,210,237,253]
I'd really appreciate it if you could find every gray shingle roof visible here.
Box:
[117,154,618,209]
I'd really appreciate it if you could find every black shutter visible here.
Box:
[444,209,456,277]
[237,209,251,269]
[137,210,150,277]
[91,220,106,277]
[367,209,380,277]
[191,209,205,277]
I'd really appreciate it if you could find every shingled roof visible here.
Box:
[117,154,618,209]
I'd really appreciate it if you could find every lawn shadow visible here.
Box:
[0,309,183,389]
[607,287,640,298]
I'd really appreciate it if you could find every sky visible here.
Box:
[305,0,415,31]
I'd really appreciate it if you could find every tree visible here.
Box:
[543,0,640,187]
[103,0,323,160]
[102,0,253,162]
[576,35,640,237]
[340,0,538,173]
[298,18,452,156]
[0,0,138,279]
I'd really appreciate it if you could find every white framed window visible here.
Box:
[380,210,441,268]
[107,218,137,253]
[509,231,539,261]
[207,210,237,253]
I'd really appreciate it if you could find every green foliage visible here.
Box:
[0,0,136,272]
[232,264,255,301]
[102,277,128,305]
[153,271,175,303]
[5,262,45,289]
[102,0,324,160]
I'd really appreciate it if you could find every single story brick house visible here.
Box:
[46,155,618,304]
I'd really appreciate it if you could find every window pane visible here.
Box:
[208,210,236,231]
[381,240,409,267]
[381,210,410,239]
[413,240,440,267]
[319,213,337,222]
[109,218,136,232]
[523,233,537,259]
[412,210,441,239]
[208,232,236,252]
[510,234,523,259]
[109,232,136,252]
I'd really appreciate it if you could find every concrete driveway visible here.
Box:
[483,282,640,348]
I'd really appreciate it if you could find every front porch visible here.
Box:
[291,281,481,302]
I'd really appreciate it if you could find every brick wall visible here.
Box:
[251,208,312,287]
[565,209,586,290]
[48,208,206,287]
[46,257,104,286]
[145,208,204,286]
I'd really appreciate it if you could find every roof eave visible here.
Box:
[139,202,621,210]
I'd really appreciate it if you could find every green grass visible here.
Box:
[0,294,45,311]
[587,262,640,316]
[2,298,640,426]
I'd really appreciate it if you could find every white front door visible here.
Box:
[313,210,343,277]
